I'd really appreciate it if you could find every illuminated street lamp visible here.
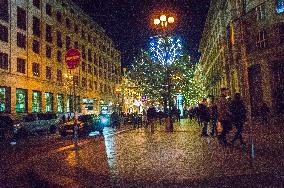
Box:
[153,13,175,132]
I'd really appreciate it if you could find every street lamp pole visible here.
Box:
[154,14,175,132]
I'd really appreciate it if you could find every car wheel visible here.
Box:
[49,125,57,134]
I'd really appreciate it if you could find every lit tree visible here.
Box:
[129,36,207,107]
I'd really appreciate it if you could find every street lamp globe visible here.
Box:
[154,18,160,25]
[168,16,174,24]
[160,15,167,22]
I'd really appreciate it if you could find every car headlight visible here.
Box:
[13,123,22,131]
[100,117,108,124]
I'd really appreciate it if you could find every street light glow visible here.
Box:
[168,17,174,23]
[160,15,167,22]
[154,19,160,25]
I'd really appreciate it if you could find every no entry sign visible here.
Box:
[65,48,81,69]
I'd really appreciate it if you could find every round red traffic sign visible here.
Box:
[65,48,81,69]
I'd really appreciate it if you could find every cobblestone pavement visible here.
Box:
[1,119,284,187]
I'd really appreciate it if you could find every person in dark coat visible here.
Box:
[199,98,210,137]
[217,88,232,146]
[230,93,246,146]
[210,97,218,137]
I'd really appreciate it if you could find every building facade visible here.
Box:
[0,0,121,118]
[199,0,284,116]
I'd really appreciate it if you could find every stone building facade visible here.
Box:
[0,0,121,117]
[199,0,284,116]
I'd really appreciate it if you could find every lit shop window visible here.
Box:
[75,96,80,112]
[45,92,53,112]
[57,94,64,113]
[32,91,41,112]
[0,87,6,112]
[66,95,71,112]
[16,89,27,113]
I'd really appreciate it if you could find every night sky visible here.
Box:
[72,0,210,68]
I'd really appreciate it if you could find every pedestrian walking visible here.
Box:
[147,105,156,132]
[210,97,218,137]
[176,108,181,122]
[217,88,232,146]
[230,93,247,146]
[199,98,210,137]
[260,102,270,125]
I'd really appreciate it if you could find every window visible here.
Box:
[89,80,93,90]
[0,87,7,112]
[94,81,97,90]
[46,66,51,80]
[82,46,86,59]
[33,16,40,37]
[88,49,92,62]
[66,95,72,112]
[82,62,86,71]
[94,53,97,65]
[73,76,79,86]
[46,24,52,43]
[17,33,26,49]
[0,52,8,70]
[57,50,62,62]
[32,91,41,112]
[66,18,71,29]
[57,31,62,48]
[93,36,97,46]
[82,77,86,87]
[56,11,62,22]
[46,46,52,58]
[75,96,80,112]
[57,69,62,82]
[88,34,91,42]
[32,40,40,54]
[74,41,79,49]
[88,64,92,74]
[94,67,97,75]
[0,0,9,22]
[45,92,53,112]
[32,62,40,76]
[17,58,26,73]
[81,29,85,39]
[66,36,71,50]
[74,24,78,33]
[57,94,64,112]
[17,7,26,30]
[16,89,27,113]
[256,30,267,49]
[0,24,8,42]
[33,0,40,9]
[256,4,265,21]
[46,3,52,16]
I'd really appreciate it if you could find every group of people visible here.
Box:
[193,88,247,147]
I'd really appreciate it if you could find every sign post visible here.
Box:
[65,49,81,150]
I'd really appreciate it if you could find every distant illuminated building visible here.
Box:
[0,0,121,116]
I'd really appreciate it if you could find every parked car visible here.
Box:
[0,115,14,141]
[59,114,96,137]
[14,113,60,137]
